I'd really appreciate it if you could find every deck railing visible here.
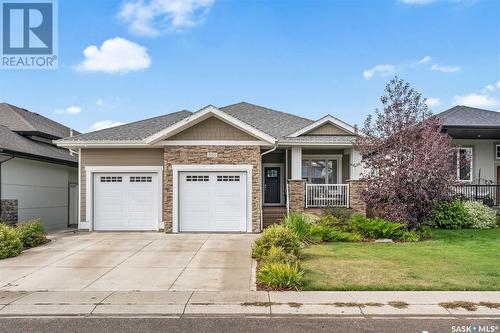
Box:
[305,184,349,208]
[450,184,500,207]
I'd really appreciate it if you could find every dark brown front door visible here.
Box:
[264,167,281,204]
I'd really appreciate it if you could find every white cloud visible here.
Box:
[425,97,441,107]
[496,81,500,89]
[90,120,125,131]
[119,0,215,37]
[453,93,499,108]
[399,0,435,4]
[415,55,432,66]
[363,64,396,80]
[77,37,151,74]
[55,106,82,115]
[484,85,495,92]
[96,99,104,107]
[431,64,461,73]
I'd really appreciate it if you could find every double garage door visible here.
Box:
[93,171,247,232]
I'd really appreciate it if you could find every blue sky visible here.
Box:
[0,0,499,133]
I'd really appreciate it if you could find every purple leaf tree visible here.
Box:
[354,77,456,229]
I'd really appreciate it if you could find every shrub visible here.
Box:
[431,200,468,229]
[418,225,433,238]
[252,224,300,260]
[322,228,362,242]
[323,207,354,223]
[400,230,420,242]
[282,212,312,242]
[307,224,326,243]
[464,201,497,229]
[16,219,48,248]
[257,262,304,289]
[263,246,298,265]
[0,224,23,259]
[350,214,402,239]
[318,215,351,232]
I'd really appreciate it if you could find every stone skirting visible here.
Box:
[287,180,306,212]
[0,199,18,226]
[163,146,262,233]
[348,179,367,215]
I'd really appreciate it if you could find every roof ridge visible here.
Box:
[221,101,314,122]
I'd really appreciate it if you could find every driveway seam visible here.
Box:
[80,240,155,291]
[181,291,195,317]
[168,238,209,291]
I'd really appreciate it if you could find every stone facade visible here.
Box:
[287,180,306,212]
[163,146,262,232]
[348,179,367,215]
[0,199,18,226]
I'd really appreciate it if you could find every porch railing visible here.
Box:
[305,184,349,208]
[450,184,500,207]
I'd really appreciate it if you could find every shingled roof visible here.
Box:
[0,103,79,139]
[58,102,317,143]
[436,105,500,127]
[0,103,77,164]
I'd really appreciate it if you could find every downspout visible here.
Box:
[0,151,15,222]
[259,142,278,231]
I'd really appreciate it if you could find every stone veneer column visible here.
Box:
[0,199,18,226]
[163,146,262,233]
[347,180,367,215]
[287,180,305,212]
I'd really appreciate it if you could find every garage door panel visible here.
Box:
[179,171,247,232]
[94,173,158,231]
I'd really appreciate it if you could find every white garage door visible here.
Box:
[179,171,247,232]
[94,173,158,231]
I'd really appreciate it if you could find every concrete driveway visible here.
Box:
[0,232,258,292]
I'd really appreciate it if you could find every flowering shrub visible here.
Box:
[463,201,497,229]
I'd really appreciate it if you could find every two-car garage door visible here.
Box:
[92,171,247,232]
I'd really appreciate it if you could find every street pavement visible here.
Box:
[0,317,499,333]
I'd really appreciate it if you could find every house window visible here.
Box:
[496,145,500,159]
[457,147,473,181]
[302,157,339,184]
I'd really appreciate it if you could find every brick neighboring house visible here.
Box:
[56,102,365,233]
[0,103,79,230]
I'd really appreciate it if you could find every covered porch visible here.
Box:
[261,144,365,226]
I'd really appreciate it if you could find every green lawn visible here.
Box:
[302,229,500,291]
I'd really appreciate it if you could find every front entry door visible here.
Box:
[264,166,281,205]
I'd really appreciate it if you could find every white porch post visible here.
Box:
[291,147,302,180]
[350,148,363,180]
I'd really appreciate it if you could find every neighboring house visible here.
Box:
[436,105,500,206]
[56,102,365,233]
[0,103,79,231]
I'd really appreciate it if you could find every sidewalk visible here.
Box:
[1,291,499,317]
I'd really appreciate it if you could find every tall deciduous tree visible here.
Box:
[355,77,456,229]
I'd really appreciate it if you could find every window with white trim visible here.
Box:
[496,145,500,159]
[457,147,473,181]
[302,158,340,184]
